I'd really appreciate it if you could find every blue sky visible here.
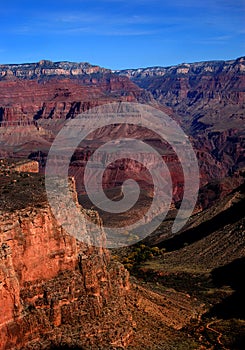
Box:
[0,0,244,69]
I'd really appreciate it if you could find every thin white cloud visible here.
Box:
[46,11,165,26]
[54,13,102,24]
[192,35,235,45]
[11,20,159,37]
[10,9,170,37]
[49,25,159,36]
[7,0,245,42]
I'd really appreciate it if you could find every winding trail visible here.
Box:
[206,320,226,348]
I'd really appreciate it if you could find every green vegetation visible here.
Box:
[112,244,165,271]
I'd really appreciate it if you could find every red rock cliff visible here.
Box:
[0,174,132,349]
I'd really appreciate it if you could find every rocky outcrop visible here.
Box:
[0,174,133,349]
[12,160,39,173]
[0,159,39,174]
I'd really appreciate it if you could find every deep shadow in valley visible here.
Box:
[157,183,245,252]
[207,257,245,320]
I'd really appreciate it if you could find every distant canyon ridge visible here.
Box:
[0,57,244,212]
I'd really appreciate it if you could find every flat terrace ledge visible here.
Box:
[0,159,99,227]
[0,158,39,173]
[0,171,47,213]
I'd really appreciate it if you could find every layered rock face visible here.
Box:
[0,60,110,79]
[0,60,153,124]
[117,57,245,135]
[0,57,244,215]
[0,173,132,349]
[117,57,245,194]
[2,58,243,188]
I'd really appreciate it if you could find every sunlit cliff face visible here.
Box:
[0,170,132,349]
